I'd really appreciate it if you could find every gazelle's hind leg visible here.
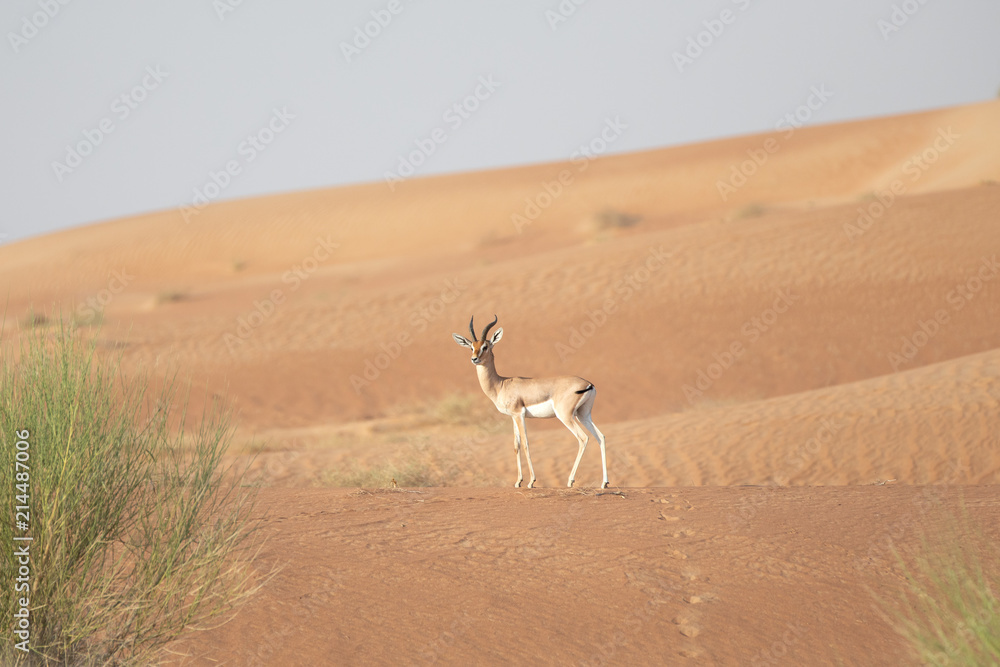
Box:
[511,417,524,488]
[556,405,591,488]
[578,413,608,488]
[576,395,609,489]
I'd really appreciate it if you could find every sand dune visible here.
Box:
[165,486,1000,666]
[2,100,997,303]
[6,182,997,436]
[606,346,1000,487]
[224,345,1000,493]
[4,100,1000,664]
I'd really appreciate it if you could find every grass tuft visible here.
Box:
[594,208,641,230]
[428,392,490,427]
[20,311,49,328]
[736,203,767,219]
[874,500,1000,665]
[322,459,440,488]
[156,290,188,305]
[0,322,262,665]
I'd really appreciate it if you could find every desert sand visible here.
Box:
[2,100,999,665]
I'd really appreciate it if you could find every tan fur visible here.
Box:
[453,319,609,489]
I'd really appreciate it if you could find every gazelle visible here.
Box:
[452,315,609,489]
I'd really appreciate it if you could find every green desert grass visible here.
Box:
[155,290,188,305]
[594,208,641,230]
[19,311,49,328]
[421,391,500,427]
[362,391,505,435]
[323,392,507,488]
[0,322,262,665]
[875,501,1000,665]
[322,458,440,488]
[321,437,501,489]
[736,202,767,219]
[71,309,104,328]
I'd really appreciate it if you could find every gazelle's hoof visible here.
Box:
[528,480,536,489]
[602,481,610,489]
[514,480,522,488]
[567,479,574,488]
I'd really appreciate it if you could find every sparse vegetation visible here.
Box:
[322,459,440,488]
[426,392,490,427]
[381,392,503,430]
[0,323,261,665]
[875,502,1000,666]
[156,290,188,305]
[319,432,502,489]
[20,311,48,328]
[594,208,641,230]
[320,392,507,488]
[71,309,104,328]
[736,202,767,219]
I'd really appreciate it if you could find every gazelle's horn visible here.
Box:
[469,316,477,341]
[481,314,498,342]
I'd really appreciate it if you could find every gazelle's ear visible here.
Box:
[452,333,474,349]
[490,328,503,345]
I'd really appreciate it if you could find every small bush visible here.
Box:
[323,460,440,488]
[20,312,48,328]
[595,209,641,230]
[321,434,502,489]
[429,393,490,427]
[155,291,188,305]
[736,203,767,219]
[71,308,104,328]
[381,392,504,430]
[0,323,261,665]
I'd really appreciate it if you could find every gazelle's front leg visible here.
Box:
[516,412,537,488]
[511,417,524,488]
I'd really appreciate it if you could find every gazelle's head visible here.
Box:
[452,315,503,365]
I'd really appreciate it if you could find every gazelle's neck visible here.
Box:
[475,355,504,399]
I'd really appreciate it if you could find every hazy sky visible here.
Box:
[2,1,998,243]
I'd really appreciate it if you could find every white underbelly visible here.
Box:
[523,399,556,419]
